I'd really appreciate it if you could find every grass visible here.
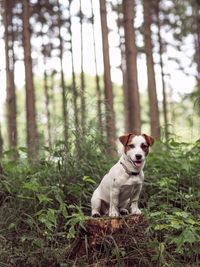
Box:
[0,134,200,266]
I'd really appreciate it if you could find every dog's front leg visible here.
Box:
[109,183,120,217]
[130,184,142,215]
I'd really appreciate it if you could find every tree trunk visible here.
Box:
[80,0,86,135]
[4,0,17,149]
[42,46,52,147]
[67,214,147,262]
[99,0,116,156]
[143,0,160,139]
[69,4,79,141]
[155,1,168,141]
[57,0,68,145]
[50,69,57,126]
[117,0,129,132]
[90,0,103,137]
[0,124,3,158]
[22,0,39,160]
[194,3,200,95]
[122,0,141,134]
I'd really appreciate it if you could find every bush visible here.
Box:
[0,136,200,266]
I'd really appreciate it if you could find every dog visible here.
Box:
[91,133,154,217]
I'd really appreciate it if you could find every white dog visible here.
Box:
[91,133,154,217]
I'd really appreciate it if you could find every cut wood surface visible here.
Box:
[84,214,145,244]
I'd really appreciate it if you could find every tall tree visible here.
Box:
[143,0,160,139]
[115,0,129,132]
[155,0,168,140]
[122,0,141,134]
[90,0,103,136]
[99,0,116,156]
[193,1,200,95]
[80,0,86,135]
[4,0,17,149]
[42,44,52,147]
[50,69,57,126]
[68,2,79,141]
[57,0,68,144]
[0,124,3,159]
[22,0,39,159]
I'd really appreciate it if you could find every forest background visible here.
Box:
[0,0,199,155]
[0,0,200,266]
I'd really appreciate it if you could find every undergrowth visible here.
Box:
[0,133,200,266]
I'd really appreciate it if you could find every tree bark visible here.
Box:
[68,214,147,261]
[193,3,200,95]
[117,0,129,132]
[69,3,79,142]
[155,1,168,141]
[4,0,17,149]
[57,0,68,145]
[42,46,52,147]
[80,0,86,135]
[99,0,116,156]
[122,0,141,134]
[91,0,103,137]
[0,124,3,158]
[50,69,57,126]
[22,0,39,160]
[143,0,160,139]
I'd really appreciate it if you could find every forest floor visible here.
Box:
[0,138,200,266]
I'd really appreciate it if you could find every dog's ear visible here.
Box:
[119,133,134,146]
[142,134,154,146]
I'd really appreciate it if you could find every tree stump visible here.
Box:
[67,214,148,261]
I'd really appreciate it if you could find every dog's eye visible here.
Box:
[129,144,135,149]
[141,143,148,150]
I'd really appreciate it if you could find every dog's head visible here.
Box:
[119,133,154,169]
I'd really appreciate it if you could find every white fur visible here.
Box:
[91,135,148,217]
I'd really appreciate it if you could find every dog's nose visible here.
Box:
[135,154,142,160]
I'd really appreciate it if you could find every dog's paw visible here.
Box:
[131,208,142,215]
[109,209,119,217]
[120,208,129,215]
[92,211,101,217]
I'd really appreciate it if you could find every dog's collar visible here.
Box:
[120,162,140,176]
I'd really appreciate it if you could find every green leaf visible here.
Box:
[47,208,57,225]
[159,242,165,255]
[53,189,64,204]
[82,175,96,184]
[1,180,11,193]
[170,140,181,147]
[171,228,200,251]
[8,223,16,230]
[170,219,183,230]
[174,211,189,218]
[23,180,40,191]
[59,203,68,218]
[18,147,28,153]
[37,194,53,204]
[154,224,169,230]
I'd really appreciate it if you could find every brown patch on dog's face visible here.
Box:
[141,142,149,155]
[141,134,154,155]
[119,133,135,154]
[142,134,154,146]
